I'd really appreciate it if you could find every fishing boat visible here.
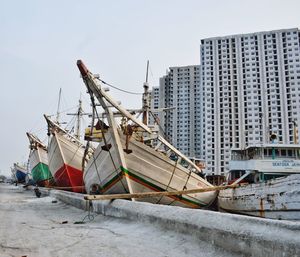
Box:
[26,132,54,187]
[44,107,88,193]
[218,143,300,220]
[77,60,216,208]
[12,163,27,183]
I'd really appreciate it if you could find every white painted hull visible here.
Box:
[84,129,216,208]
[48,132,84,175]
[218,174,300,220]
[13,163,27,173]
[28,147,48,171]
[47,131,85,191]
[12,163,27,183]
[84,129,128,194]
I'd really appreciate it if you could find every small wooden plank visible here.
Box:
[84,184,238,201]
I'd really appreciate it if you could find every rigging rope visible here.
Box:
[167,168,194,206]
[181,170,192,192]
[96,78,143,95]
[149,111,172,144]
[156,159,178,204]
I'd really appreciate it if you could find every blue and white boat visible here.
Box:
[13,163,27,183]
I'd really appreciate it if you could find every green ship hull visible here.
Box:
[32,163,54,187]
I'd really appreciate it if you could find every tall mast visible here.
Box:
[75,99,83,140]
[66,96,87,140]
[142,60,150,125]
[56,88,62,123]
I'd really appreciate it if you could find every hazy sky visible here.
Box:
[1,0,300,176]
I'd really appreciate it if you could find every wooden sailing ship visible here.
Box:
[44,112,87,193]
[77,60,216,208]
[26,132,54,187]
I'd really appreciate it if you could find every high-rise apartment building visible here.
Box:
[149,86,160,125]
[200,28,300,175]
[159,65,201,158]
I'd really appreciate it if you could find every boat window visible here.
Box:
[248,149,255,159]
[255,148,261,157]
[229,170,245,180]
[264,174,287,180]
[264,149,268,157]
[249,148,261,158]
[169,153,178,161]
[232,150,253,160]
[296,150,300,159]
[180,159,189,168]
[249,148,299,159]
[288,150,294,157]
[268,149,273,156]
[264,148,280,158]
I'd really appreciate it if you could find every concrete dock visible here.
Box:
[1,183,300,257]
[0,184,238,257]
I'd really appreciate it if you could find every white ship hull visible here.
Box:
[84,129,128,195]
[48,131,85,192]
[78,59,216,208]
[218,174,300,220]
[12,163,27,183]
[28,147,54,187]
[29,147,48,169]
[84,129,216,208]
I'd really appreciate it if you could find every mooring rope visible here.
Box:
[156,159,178,204]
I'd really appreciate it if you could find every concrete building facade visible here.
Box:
[200,28,300,175]
[149,86,160,125]
[159,65,201,159]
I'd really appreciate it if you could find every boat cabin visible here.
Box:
[231,144,300,161]
[228,144,300,184]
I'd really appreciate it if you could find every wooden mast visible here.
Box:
[142,60,150,125]
[75,99,83,140]
[56,88,62,124]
